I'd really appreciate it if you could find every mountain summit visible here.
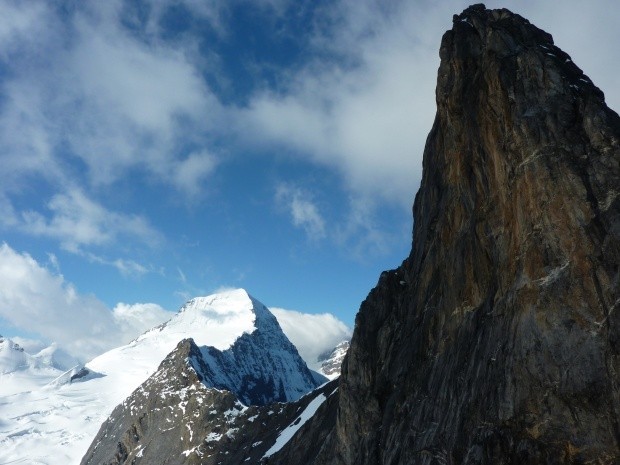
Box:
[87,288,323,401]
[81,290,326,464]
[262,5,620,464]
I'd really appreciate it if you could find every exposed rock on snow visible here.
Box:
[0,289,324,465]
[81,338,336,465]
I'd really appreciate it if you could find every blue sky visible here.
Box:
[0,0,618,360]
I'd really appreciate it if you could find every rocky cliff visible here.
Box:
[81,5,620,464]
[272,4,620,464]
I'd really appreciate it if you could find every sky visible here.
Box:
[0,0,618,361]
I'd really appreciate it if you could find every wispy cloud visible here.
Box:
[82,252,152,278]
[177,267,188,284]
[172,150,219,198]
[19,188,161,253]
[334,196,396,260]
[0,243,172,361]
[276,184,326,241]
[0,1,222,196]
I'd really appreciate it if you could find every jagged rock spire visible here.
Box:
[267,5,620,465]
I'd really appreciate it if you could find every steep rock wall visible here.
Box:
[303,5,620,464]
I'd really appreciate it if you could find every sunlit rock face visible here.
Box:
[272,4,620,465]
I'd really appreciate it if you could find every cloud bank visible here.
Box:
[271,307,352,370]
[0,243,172,361]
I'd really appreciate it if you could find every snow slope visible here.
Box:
[263,392,328,458]
[0,289,320,465]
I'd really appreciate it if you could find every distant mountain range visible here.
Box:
[0,289,348,464]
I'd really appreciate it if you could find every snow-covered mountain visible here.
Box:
[316,340,350,379]
[0,289,325,465]
[0,336,79,397]
[0,335,32,373]
[0,336,78,373]
[81,337,338,465]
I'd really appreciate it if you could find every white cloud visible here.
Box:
[173,150,218,197]
[270,307,352,370]
[19,188,161,253]
[0,1,222,198]
[62,8,221,189]
[0,243,172,361]
[112,302,173,340]
[239,0,620,210]
[276,184,326,240]
[241,1,438,207]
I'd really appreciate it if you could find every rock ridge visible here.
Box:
[81,338,338,465]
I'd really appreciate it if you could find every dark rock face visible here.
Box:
[271,5,620,465]
[81,338,338,465]
[328,5,620,465]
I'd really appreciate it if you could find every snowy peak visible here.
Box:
[82,336,338,465]
[1,289,326,464]
[32,343,80,371]
[0,336,78,374]
[88,289,265,379]
[317,340,350,379]
[0,336,29,374]
[80,294,330,462]
[139,288,269,351]
[91,286,324,407]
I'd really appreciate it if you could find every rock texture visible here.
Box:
[273,4,620,465]
[81,338,337,465]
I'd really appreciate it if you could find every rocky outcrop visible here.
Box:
[272,4,620,465]
[335,5,620,464]
[81,338,338,465]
